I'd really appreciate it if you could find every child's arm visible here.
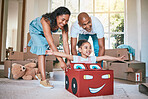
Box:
[45,50,74,61]
[96,55,125,61]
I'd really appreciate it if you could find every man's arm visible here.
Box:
[98,37,105,56]
[46,50,73,61]
[71,37,77,55]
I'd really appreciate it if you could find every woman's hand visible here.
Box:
[45,49,53,55]
[60,61,67,71]
[66,59,71,68]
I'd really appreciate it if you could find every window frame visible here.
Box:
[48,0,127,49]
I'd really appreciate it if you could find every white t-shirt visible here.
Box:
[71,55,96,63]
[70,16,104,39]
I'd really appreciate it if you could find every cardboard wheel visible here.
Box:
[65,75,69,90]
[71,78,77,94]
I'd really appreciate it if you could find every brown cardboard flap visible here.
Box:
[105,49,117,57]
[117,48,129,60]
[139,83,148,96]
[24,52,38,60]
[8,51,24,60]
[105,48,130,60]
[125,67,134,73]
[46,55,56,60]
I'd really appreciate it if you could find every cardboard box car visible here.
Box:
[4,60,35,78]
[66,63,113,97]
[107,60,145,82]
[105,48,132,61]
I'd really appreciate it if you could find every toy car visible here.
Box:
[65,63,113,97]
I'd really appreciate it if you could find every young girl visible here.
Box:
[28,7,71,88]
[45,40,124,64]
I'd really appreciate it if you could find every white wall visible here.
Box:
[127,0,148,77]
[127,0,138,60]
[0,0,2,32]
[24,0,48,48]
[141,0,148,77]
[7,0,18,50]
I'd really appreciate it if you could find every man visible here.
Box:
[70,12,105,66]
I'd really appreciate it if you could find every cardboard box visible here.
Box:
[126,69,142,82]
[8,51,24,61]
[46,55,56,60]
[24,52,38,59]
[45,56,56,72]
[8,51,56,61]
[46,60,53,72]
[27,46,31,52]
[8,51,37,61]
[139,83,148,96]
[105,49,130,60]
[52,34,60,47]
[4,60,34,78]
[107,60,145,82]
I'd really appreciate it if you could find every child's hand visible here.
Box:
[45,50,53,55]
[117,55,125,61]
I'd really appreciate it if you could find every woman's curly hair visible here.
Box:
[42,6,71,32]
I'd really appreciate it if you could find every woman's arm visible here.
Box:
[41,18,67,70]
[45,50,73,61]
[96,55,125,61]
[62,27,71,65]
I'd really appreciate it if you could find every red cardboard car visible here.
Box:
[65,63,113,97]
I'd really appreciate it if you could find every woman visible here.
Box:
[28,7,71,88]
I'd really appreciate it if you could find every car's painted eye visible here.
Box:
[102,74,110,79]
[83,75,93,79]
[74,64,85,69]
[90,65,101,69]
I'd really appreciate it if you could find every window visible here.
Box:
[49,0,126,49]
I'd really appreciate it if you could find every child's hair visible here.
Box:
[77,39,90,48]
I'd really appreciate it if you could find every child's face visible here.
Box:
[78,42,92,57]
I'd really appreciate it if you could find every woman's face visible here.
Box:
[56,14,70,29]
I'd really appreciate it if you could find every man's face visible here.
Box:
[79,17,92,32]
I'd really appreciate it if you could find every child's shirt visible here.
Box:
[71,55,96,63]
